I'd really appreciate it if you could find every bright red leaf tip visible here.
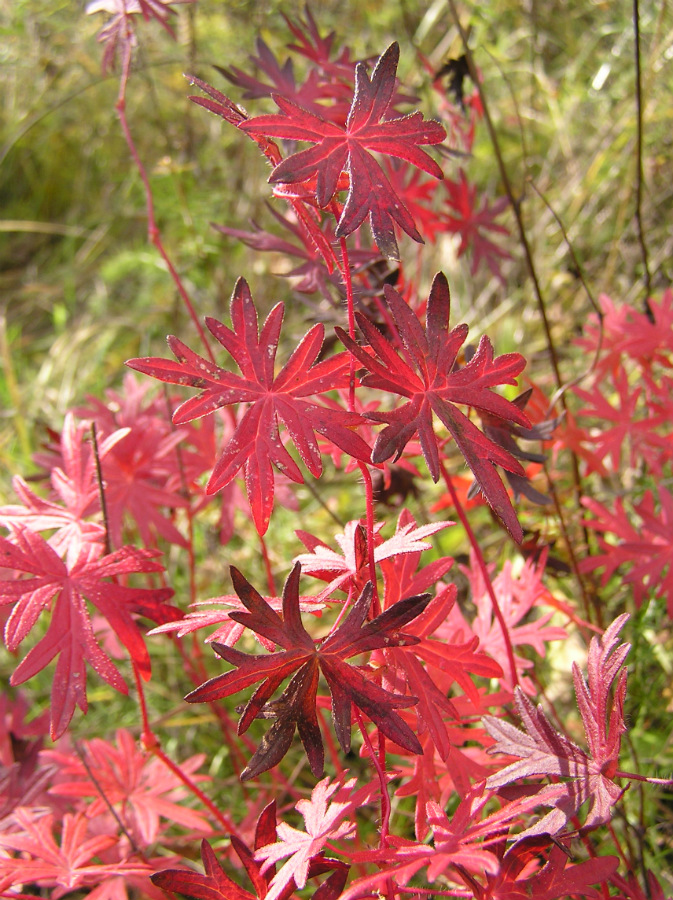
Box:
[336,272,529,541]
[241,42,446,260]
[185,562,431,780]
[126,277,371,534]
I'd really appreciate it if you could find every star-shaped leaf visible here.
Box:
[0,525,174,739]
[186,562,430,779]
[336,272,529,540]
[127,278,371,534]
[241,42,446,259]
[484,614,630,837]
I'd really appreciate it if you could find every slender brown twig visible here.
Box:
[633,0,652,304]
[91,423,112,556]
[445,0,564,396]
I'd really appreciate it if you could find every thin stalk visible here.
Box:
[162,385,197,605]
[74,739,144,857]
[259,532,277,596]
[131,663,238,836]
[359,461,381,614]
[152,742,238,835]
[337,231,380,608]
[304,476,347,528]
[445,0,563,393]
[445,4,593,618]
[633,0,652,301]
[338,232,358,410]
[354,709,391,849]
[116,40,215,363]
[605,820,631,872]
[439,461,518,688]
[543,460,600,626]
[91,423,112,556]
[337,227,387,855]
[615,770,673,785]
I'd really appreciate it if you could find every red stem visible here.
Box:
[338,232,358,410]
[132,662,154,742]
[359,461,381,614]
[615,770,673,785]
[336,228,389,856]
[354,709,391,849]
[131,663,238,836]
[439,461,519,689]
[337,232,380,607]
[259,532,277,595]
[152,742,237,835]
[116,40,215,363]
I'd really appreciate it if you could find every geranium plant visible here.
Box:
[1,3,672,899]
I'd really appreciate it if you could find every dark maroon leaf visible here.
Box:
[185,562,430,779]
[336,272,529,541]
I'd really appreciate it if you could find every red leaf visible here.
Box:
[151,800,348,900]
[151,839,257,900]
[46,728,210,847]
[127,278,371,534]
[336,272,529,540]
[0,809,151,893]
[241,42,446,259]
[0,526,173,739]
[484,614,630,836]
[441,169,511,283]
[255,775,360,900]
[185,563,430,779]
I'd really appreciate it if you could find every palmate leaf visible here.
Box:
[46,728,210,847]
[127,278,371,534]
[341,784,571,899]
[441,169,511,283]
[151,800,348,900]
[255,776,367,900]
[241,42,446,259]
[0,809,152,894]
[186,563,430,780]
[336,272,529,541]
[484,615,630,837]
[0,526,175,739]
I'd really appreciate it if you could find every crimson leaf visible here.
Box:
[0,526,174,739]
[186,562,430,780]
[126,277,371,534]
[241,42,446,260]
[336,272,529,541]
